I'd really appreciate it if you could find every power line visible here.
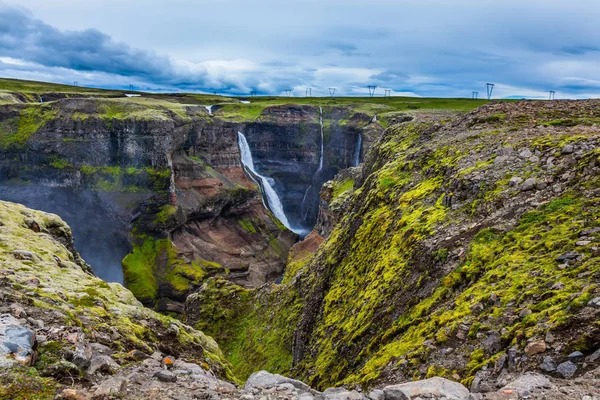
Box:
[368,85,377,97]
[250,90,257,97]
[472,91,479,99]
[328,88,336,97]
[305,88,312,97]
[384,89,391,97]
[549,90,556,100]
[486,83,495,100]
[73,81,78,87]
[285,89,292,97]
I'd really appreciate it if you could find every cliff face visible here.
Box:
[188,100,600,390]
[0,200,236,398]
[0,97,376,311]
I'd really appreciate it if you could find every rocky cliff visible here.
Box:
[187,100,600,396]
[0,96,378,311]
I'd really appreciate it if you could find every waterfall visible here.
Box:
[354,134,362,166]
[317,106,324,175]
[237,132,295,232]
[167,153,177,204]
[205,105,213,114]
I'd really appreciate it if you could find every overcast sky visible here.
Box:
[1,0,599,98]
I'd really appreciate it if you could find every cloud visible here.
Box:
[1,1,600,98]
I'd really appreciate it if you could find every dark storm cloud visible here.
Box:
[0,5,172,80]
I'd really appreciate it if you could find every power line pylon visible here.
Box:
[368,85,377,97]
[328,88,336,97]
[486,83,495,100]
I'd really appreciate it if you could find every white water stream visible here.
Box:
[354,134,362,166]
[238,132,299,233]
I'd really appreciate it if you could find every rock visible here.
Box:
[519,308,532,318]
[128,349,149,361]
[555,252,580,263]
[521,178,537,192]
[323,387,366,400]
[299,393,316,400]
[509,177,523,187]
[524,341,546,356]
[244,370,312,393]
[501,373,551,397]
[519,149,533,158]
[536,181,547,190]
[41,360,80,379]
[550,282,565,290]
[539,356,556,372]
[507,348,520,372]
[0,314,36,366]
[154,369,177,383]
[382,377,470,400]
[568,351,584,361]
[576,240,591,246]
[561,144,574,154]
[71,344,92,370]
[56,389,88,400]
[544,332,555,344]
[9,303,26,318]
[12,250,40,261]
[585,348,600,363]
[369,389,385,400]
[587,297,600,308]
[483,332,502,355]
[89,342,113,356]
[556,361,577,378]
[87,353,119,375]
[92,377,128,398]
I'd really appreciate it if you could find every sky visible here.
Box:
[0,0,599,98]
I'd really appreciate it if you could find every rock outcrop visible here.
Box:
[190,100,600,394]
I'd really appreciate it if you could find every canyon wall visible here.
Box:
[186,100,600,390]
[0,97,377,311]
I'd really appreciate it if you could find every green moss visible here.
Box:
[155,205,177,224]
[122,238,162,303]
[0,104,57,149]
[330,178,355,200]
[238,218,257,233]
[0,367,56,400]
[192,278,301,381]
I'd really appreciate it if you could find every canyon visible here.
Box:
[0,80,599,400]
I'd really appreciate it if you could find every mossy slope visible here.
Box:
[0,200,236,389]
[199,100,600,390]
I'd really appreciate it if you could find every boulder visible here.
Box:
[521,178,537,192]
[382,377,470,400]
[500,373,551,397]
[524,341,546,356]
[154,369,177,383]
[556,361,577,378]
[539,356,556,372]
[88,353,119,375]
[0,314,35,366]
[244,370,312,393]
[92,377,128,398]
[323,387,366,400]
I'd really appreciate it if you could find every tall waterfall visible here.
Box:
[300,107,326,221]
[354,134,362,166]
[237,132,295,232]
[317,106,325,175]
[205,105,213,114]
